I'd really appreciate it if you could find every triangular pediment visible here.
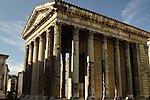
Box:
[22,1,55,37]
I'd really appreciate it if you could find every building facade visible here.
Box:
[0,54,9,99]
[22,0,150,100]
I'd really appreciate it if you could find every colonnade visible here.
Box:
[23,22,96,100]
[23,22,148,100]
[101,36,135,100]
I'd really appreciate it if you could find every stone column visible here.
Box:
[44,29,53,99]
[62,52,66,98]
[26,43,33,97]
[87,31,95,100]
[102,35,110,100]
[114,38,122,99]
[125,42,134,99]
[71,27,79,100]
[52,22,62,99]
[133,43,145,100]
[23,45,29,72]
[37,35,45,97]
[30,40,39,98]
[23,45,29,95]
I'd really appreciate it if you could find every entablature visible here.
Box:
[22,0,150,44]
[56,0,150,42]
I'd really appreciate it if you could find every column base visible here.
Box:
[135,96,146,100]
[70,96,79,100]
[79,98,84,100]
[87,96,96,100]
[30,95,37,100]
[61,98,67,100]
[103,96,111,100]
[23,95,30,100]
[34,95,41,100]
[19,95,25,100]
[146,96,150,100]
[22,95,51,100]
[50,97,61,100]
[125,95,134,100]
[115,97,122,100]
[43,96,49,100]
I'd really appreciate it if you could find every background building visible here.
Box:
[0,54,9,99]
[7,75,18,99]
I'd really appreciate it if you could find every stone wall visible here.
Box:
[139,44,149,98]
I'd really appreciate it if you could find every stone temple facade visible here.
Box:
[22,0,150,100]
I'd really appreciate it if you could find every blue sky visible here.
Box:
[0,0,150,75]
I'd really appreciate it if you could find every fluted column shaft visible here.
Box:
[44,29,53,97]
[24,46,29,72]
[26,43,33,95]
[28,44,33,65]
[87,32,95,99]
[125,42,134,99]
[52,22,62,98]
[114,39,122,99]
[37,35,45,95]
[102,35,110,99]
[31,40,39,96]
[71,27,79,99]
[23,45,29,95]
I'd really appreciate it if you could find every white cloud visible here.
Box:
[0,35,24,51]
[7,62,23,75]
[0,19,25,35]
[121,0,149,24]
[0,17,25,51]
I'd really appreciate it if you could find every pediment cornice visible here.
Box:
[22,1,56,39]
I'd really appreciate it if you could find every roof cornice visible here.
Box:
[22,0,150,40]
[22,1,56,38]
[55,0,150,39]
